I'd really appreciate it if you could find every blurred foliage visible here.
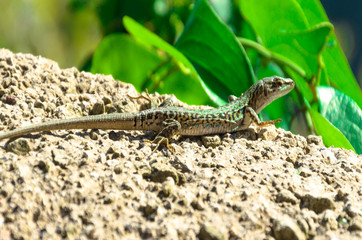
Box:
[0,0,361,153]
[0,0,101,69]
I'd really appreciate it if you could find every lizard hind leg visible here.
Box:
[128,89,158,109]
[144,118,181,154]
[144,136,175,155]
[128,89,175,109]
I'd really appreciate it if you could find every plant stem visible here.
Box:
[238,37,306,78]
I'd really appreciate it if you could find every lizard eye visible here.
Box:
[273,79,283,88]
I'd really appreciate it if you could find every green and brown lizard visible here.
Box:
[0,76,294,152]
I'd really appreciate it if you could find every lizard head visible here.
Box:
[247,76,295,114]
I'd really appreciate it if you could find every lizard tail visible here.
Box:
[0,113,137,141]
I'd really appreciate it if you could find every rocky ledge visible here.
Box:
[0,49,361,239]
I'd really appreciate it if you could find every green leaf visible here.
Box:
[91,34,209,105]
[305,99,355,153]
[122,16,211,105]
[175,0,255,105]
[296,0,362,108]
[317,86,362,154]
[280,22,332,67]
[239,0,309,44]
[91,34,163,89]
[240,0,333,78]
[240,0,362,109]
[123,16,195,77]
[322,41,362,109]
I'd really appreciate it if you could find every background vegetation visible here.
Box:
[0,0,361,154]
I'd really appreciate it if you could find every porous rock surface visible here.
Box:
[0,49,361,239]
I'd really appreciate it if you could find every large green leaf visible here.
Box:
[240,0,362,109]
[91,34,163,89]
[91,34,209,105]
[123,16,195,77]
[239,0,332,78]
[175,0,255,105]
[122,16,211,105]
[305,99,355,152]
[317,86,362,154]
[296,0,362,109]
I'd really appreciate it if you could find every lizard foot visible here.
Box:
[144,136,175,155]
[257,119,282,128]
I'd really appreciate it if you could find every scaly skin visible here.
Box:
[0,76,294,152]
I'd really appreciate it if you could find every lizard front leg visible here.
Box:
[244,106,281,128]
[228,95,238,103]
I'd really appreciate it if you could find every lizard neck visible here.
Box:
[243,82,265,114]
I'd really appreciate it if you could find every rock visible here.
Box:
[336,189,348,201]
[321,210,338,230]
[285,148,302,164]
[52,149,71,168]
[76,82,90,93]
[198,223,226,240]
[5,94,17,105]
[145,162,185,185]
[306,135,323,146]
[106,159,120,167]
[240,210,263,229]
[102,96,112,105]
[202,135,221,148]
[348,216,362,231]
[276,190,298,204]
[60,81,77,94]
[296,217,309,235]
[299,168,312,177]
[6,138,31,155]
[301,194,335,214]
[141,200,159,218]
[272,216,306,240]
[137,162,152,177]
[90,171,99,180]
[90,101,105,115]
[345,203,361,218]
[0,49,361,240]
[173,155,194,173]
[320,149,337,164]
[191,198,205,210]
[259,127,278,141]
[162,177,175,197]
[0,184,14,197]
[34,100,45,109]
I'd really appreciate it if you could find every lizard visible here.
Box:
[0,76,294,153]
